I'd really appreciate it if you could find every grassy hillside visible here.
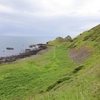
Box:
[0,43,77,100]
[0,24,100,100]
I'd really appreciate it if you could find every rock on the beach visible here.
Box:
[29,44,36,48]
[0,43,47,64]
[37,44,47,49]
[25,49,31,52]
[6,47,14,50]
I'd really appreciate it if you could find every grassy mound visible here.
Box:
[47,35,72,46]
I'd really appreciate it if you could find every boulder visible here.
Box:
[6,47,14,50]
[29,44,36,48]
[25,49,31,52]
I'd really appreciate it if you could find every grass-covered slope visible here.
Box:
[0,43,77,100]
[0,24,100,100]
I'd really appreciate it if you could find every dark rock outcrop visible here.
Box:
[25,49,31,52]
[6,47,14,50]
[0,44,47,64]
[37,44,47,49]
[29,44,36,48]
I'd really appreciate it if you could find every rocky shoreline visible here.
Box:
[0,44,47,64]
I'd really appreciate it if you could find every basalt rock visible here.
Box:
[29,44,36,48]
[25,49,31,52]
[0,44,47,64]
[6,47,14,50]
[37,44,47,49]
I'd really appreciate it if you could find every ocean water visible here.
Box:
[0,36,55,57]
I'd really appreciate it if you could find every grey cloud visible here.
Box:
[0,0,100,38]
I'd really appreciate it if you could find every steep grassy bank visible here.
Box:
[0,43,77,100]
[0,24,100,100]
[33,24,100,100]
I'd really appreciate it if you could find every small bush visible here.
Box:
[46,77,70,91]
[68,43,76,48]
[73,65,84,73]
[83,35,90,41]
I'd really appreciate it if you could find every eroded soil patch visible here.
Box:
[68,46,92,64]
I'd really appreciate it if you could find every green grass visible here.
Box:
[0,43,77,100]
[0,42,100,100]
[0,24,100,100]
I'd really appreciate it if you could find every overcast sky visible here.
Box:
[0,0,100,38]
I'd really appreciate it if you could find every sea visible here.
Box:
[0,36,55,57]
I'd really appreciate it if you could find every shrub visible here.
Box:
[46,77,70,91]
[73,65,84,73]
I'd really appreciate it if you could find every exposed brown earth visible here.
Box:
[68,46,92,64]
